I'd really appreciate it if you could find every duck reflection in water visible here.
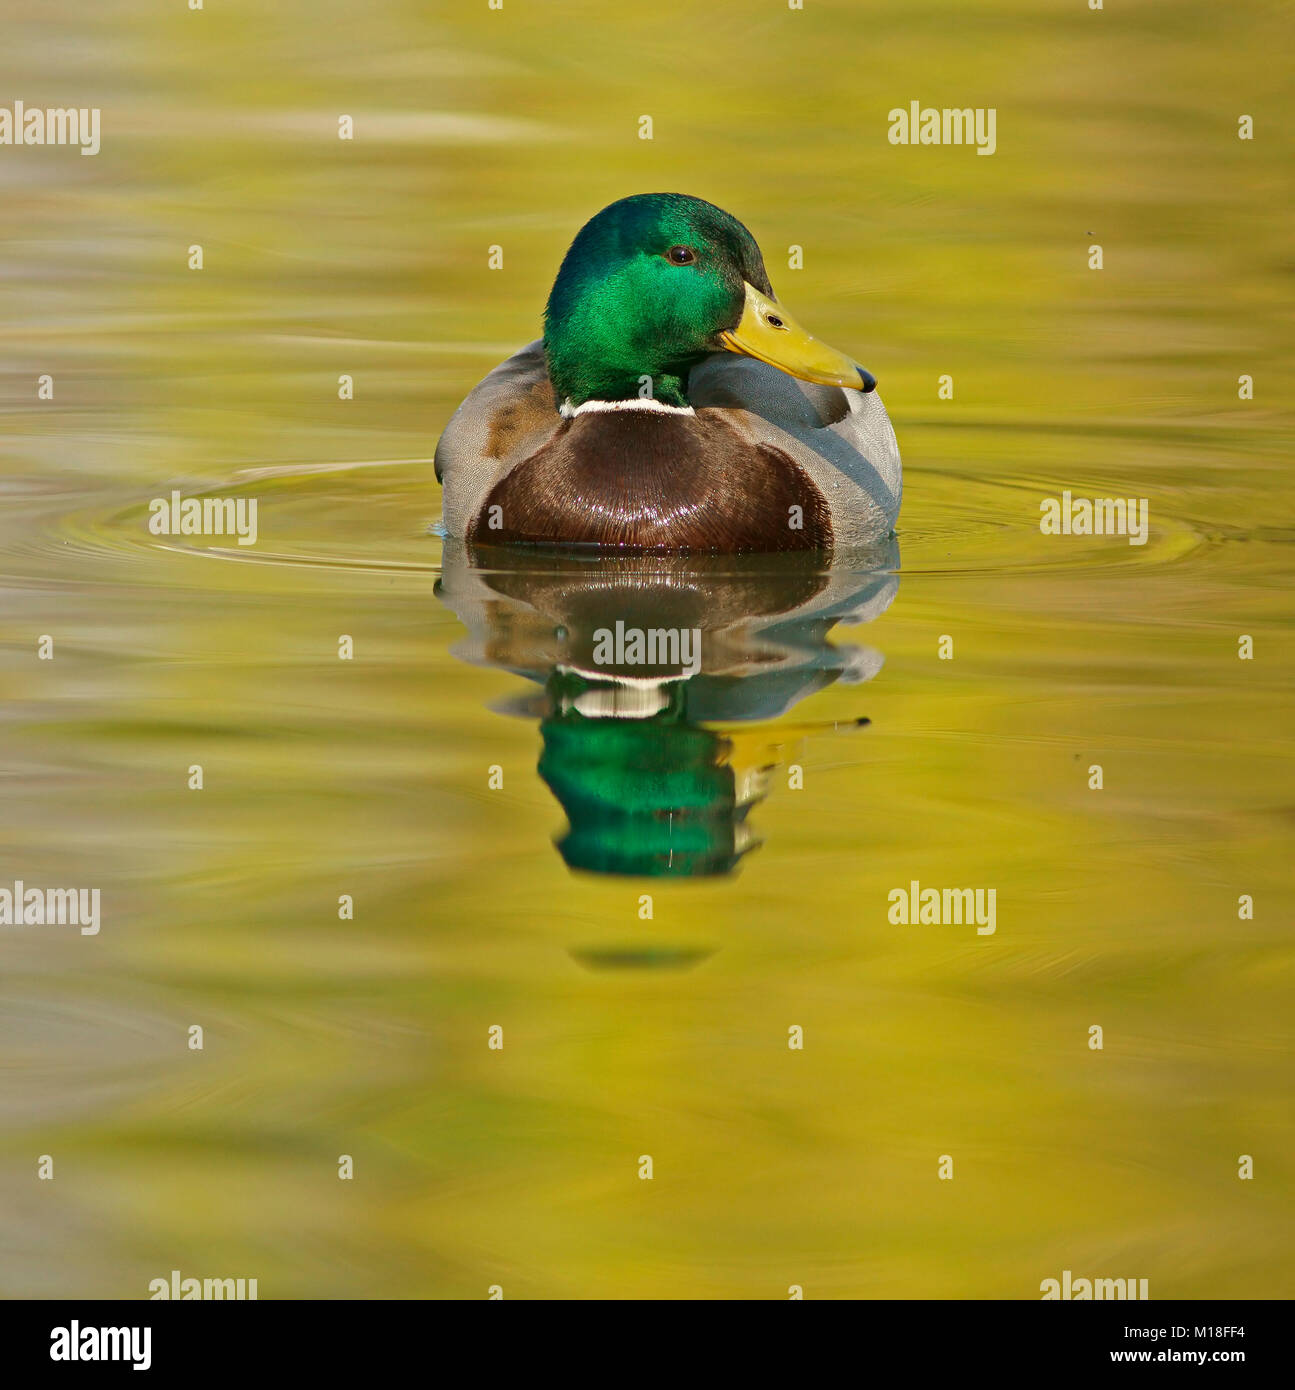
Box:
[436,538,898,879]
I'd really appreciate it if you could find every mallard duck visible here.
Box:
[435,193,901,552]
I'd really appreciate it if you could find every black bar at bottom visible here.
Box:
[3,1297,1281,1375]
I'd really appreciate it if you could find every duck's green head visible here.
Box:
[543,192,874,411]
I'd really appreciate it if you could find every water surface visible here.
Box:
[1,0,1292,1298]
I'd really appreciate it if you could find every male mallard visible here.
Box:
[435,193,901,552]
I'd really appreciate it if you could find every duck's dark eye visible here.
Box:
[665,245,697,266]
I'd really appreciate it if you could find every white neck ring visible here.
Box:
[560,397,696,418]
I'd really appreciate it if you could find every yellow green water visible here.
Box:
[2,1,1292,1297]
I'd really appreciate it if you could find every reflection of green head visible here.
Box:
[538,676,759,878]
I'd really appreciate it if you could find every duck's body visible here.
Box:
[435,194,901,553]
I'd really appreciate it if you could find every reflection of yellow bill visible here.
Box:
[715,718,870,806]
[720,281,876,391]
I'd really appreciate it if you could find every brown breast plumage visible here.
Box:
[470,409,833,553]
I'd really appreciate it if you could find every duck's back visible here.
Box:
[434,341,558,539]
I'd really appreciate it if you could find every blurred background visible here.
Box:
[0,0,1291,1297]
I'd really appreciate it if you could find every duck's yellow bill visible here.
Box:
[719,281,875,392]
